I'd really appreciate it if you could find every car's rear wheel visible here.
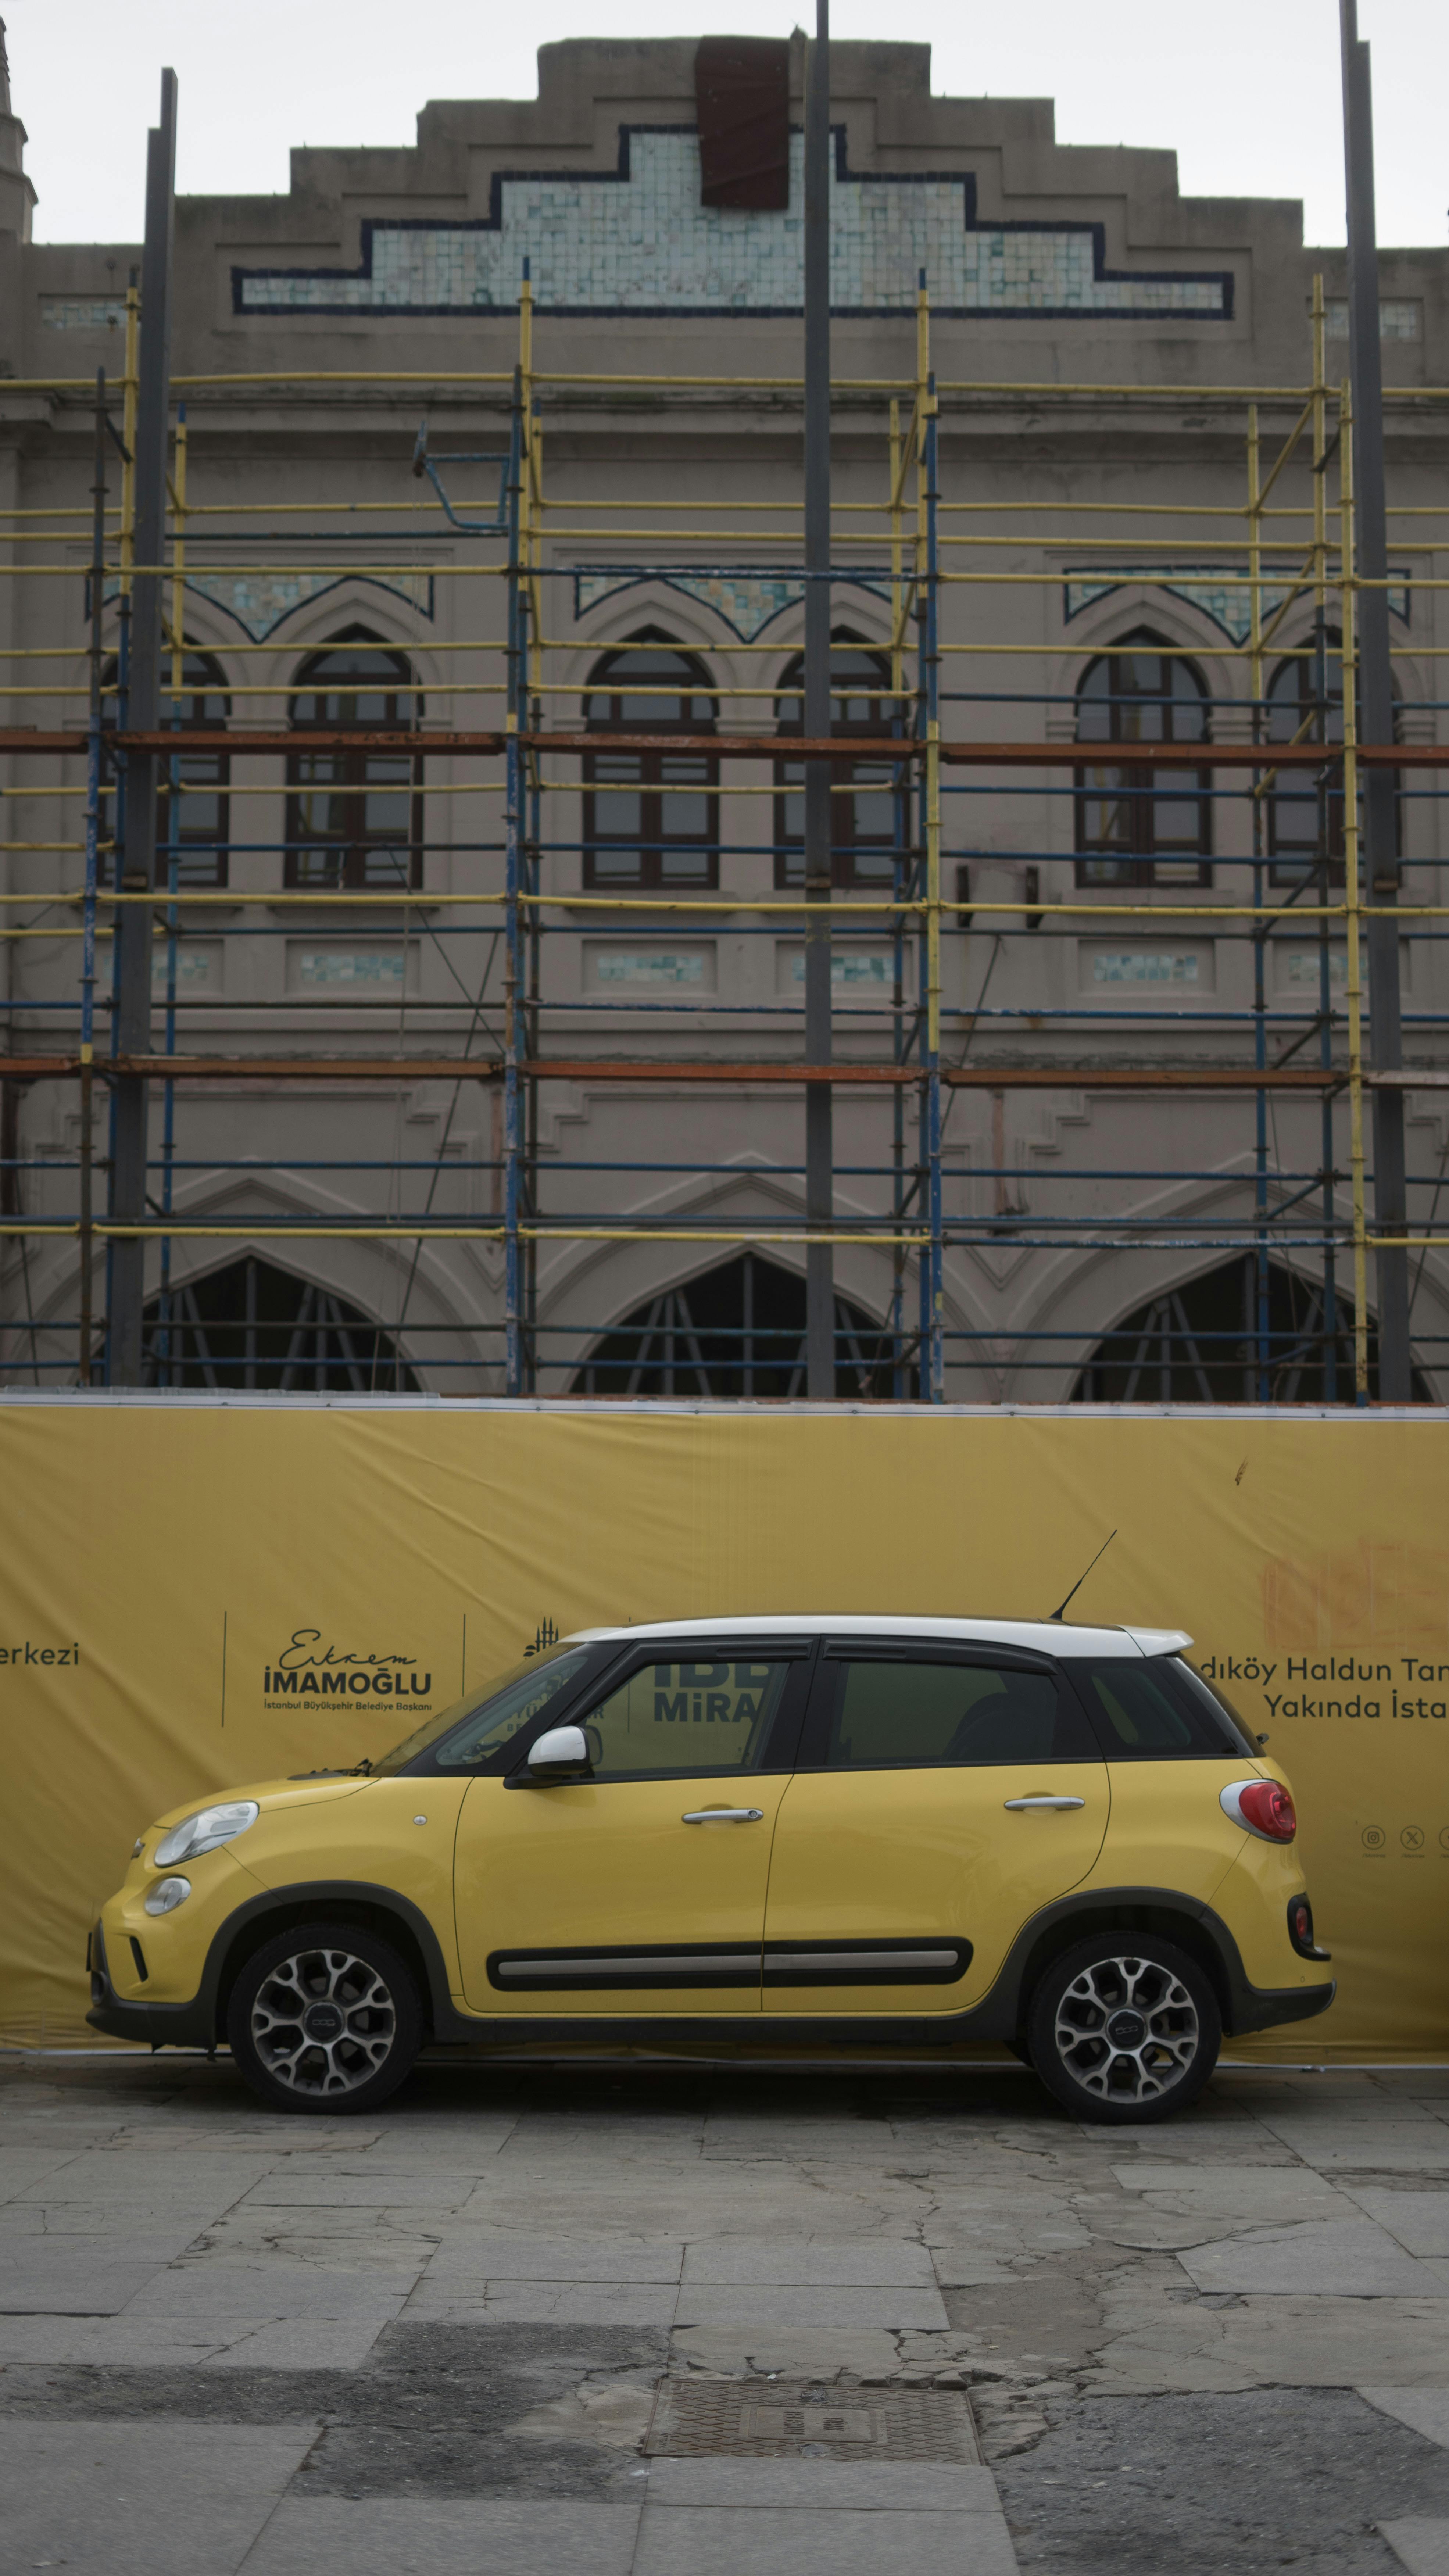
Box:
[1026,1933,1221,2125]
[227,1920,422,2114]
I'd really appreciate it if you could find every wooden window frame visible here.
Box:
[582,639,719,892]
[1074,636,1213,890]
[285,636,423,894]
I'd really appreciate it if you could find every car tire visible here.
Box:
[1026,1932,1221,2126]
[226,1920,422,2115]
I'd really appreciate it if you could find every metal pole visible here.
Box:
[1247,406,1270,1401]
[503,354,525,1396]
[80,369,107,1387]
[802,0,833,1398]
[1341,0,1410,1399]
[158,405,187,1385]
[1311,278,1338,1400]
[110,68,176,1384]
[923,362,944,1402]
[1339,380,1372,1402]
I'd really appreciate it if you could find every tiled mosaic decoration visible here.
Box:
[235,128,1232,321]
[1064,565,1410,640]
[573,569,887,639]
[40,296,128,331]
[103,569,434,641]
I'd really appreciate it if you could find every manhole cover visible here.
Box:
[645,2377,979,2462]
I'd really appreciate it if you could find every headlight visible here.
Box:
[153,1800,259,1866]
[144,1876,191,1916]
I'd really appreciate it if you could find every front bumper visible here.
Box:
[87,1920,214,2049]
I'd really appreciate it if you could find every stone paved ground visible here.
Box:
[6,2057,1449,2572]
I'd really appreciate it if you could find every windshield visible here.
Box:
[372,1643,595,1774]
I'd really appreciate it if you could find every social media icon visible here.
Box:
[1402,1826,1425,1853]
[1362,1825,1387,1851]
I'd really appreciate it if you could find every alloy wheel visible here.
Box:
[249,1943,398,2098]
[1051,1951,1201,2104]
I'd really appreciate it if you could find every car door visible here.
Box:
[761,1642,1109,2018]
[453,1639,811,2016]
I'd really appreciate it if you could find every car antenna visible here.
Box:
[1047,1530,1117,1623]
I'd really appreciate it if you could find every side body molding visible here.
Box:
[87,1878,1334,2053]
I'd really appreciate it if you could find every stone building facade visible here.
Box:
[2,36,1447,1396]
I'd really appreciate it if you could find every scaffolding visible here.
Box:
[1,239,1448,1402]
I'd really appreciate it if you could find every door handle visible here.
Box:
[1003,1795,1087,1812]
[682,1807,765,1824]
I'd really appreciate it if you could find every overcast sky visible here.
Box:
[6,0,1446,251]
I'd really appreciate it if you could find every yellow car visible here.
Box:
[88,1615,1333,2125]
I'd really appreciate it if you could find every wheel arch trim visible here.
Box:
[206,1882,471,2044]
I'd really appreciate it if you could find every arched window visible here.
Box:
[1265,634,1402,886]
[1072,1255,1429,1404]
[774,632,899,889]
[1075,630,1212,887]
[286,629,421,891]
[143,1255,418,1391]
[582,632,718,888]
[100,645,231,888]
[572,1250,915,1398]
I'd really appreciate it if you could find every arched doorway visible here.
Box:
[571,1251,914,1398]
[1072,1256,1430,1404]
[143,1256,417,1391]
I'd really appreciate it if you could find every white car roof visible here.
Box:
[565,1616,1191,1661]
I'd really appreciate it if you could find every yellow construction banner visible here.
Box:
[3,1398,1446,2059]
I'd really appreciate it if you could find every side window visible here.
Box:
[1070,1656,1249,1760]
[577,1657,795,1779]
[416,1647,595,1772]
[817,1658,1096,1770]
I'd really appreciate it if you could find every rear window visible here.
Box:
[1070,1655,1256,1761]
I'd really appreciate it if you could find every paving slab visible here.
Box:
[632,2503,1020,2574]
[123,2265,413,2320]
[404,2278,679,2326]
[1109,2161,1353,2211]
[1355,2194,1449,2257]
[1176,2217,1449,2298]
[680,2236,935,2286]
[200,2315,393,2369]
[240,2170,494,2207]
[672,2282,949,2330]
[1364,2391,1449,2447]
[1092,2290,1449,2393]
[0,2253,171,2314]
[423,2232,684,2280]
[240,2496,643,2576]
[17,2153,279,2200]
[1381,2519,1449,2574]
[1255,2121,1449,2171]
[0,2415,319,2576]
[0,2313,226,2364]
[0,2148,86,2199]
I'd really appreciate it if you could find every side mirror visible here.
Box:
[527,1724,591,1778]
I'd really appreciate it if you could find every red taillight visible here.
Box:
[1237,1779,1297,1842]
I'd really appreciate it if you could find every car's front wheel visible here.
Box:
[227,1921,422,2114]
[1026,1933,1221,2125]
